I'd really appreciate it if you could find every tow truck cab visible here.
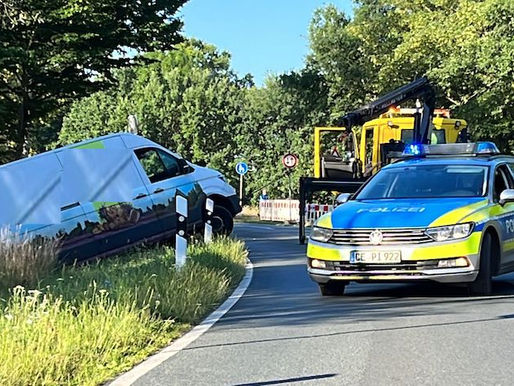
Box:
[316,109,468,179]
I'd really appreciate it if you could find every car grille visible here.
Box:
[323,260,439,272]
[328,229,433,246]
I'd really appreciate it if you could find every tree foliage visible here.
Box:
[61,40,252,185]
[309,0,514,149]
[3,0,513,205]
[0,0,187,163]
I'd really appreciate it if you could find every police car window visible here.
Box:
[356,165,488,199]
[493,165,512,202]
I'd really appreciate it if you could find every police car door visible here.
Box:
[493,164,514,266]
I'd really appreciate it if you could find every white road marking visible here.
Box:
[110,260,254,386]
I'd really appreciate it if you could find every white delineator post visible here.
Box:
[204,198,214,243]
[175,195,188,269]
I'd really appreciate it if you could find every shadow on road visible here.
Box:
[234,373,337,385]
[224,228,514,329]
[186,312,513,352]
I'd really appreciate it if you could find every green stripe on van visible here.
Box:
[72,141,105,149]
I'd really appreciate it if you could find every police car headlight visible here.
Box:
[425,222,474,242]
[310,226,333,242]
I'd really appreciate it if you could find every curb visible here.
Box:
[110,259,254,385]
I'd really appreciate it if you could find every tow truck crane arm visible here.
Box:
[337,77,436,144]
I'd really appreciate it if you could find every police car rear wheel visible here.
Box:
[468,232,492,296]
[319,281,347,296]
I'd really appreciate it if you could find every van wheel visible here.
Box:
[468,232,493,296]
[211,205,234,235]
[319,281,347,296]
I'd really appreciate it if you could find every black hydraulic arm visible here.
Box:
[337,77,436,144]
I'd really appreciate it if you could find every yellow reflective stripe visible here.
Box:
[316,213,332,228]
[504,239,514,252]
[465,204,507,223]
[429,200,488,227]
[409,232,481,260]
[307,243,340,261]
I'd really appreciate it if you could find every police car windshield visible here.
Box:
[356,165,488,199]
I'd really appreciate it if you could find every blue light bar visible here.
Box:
[400,142,500,158]
[402,143,424,157]
[475,142,500,154]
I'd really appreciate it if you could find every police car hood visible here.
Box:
[331,197,487,229]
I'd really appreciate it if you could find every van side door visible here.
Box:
[57,137,165,259]
[134,147,203,236]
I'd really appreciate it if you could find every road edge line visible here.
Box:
[110,259,254,385]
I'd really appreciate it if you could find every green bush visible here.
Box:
[0,237,248,385]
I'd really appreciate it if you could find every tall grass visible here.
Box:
[0,228,58,289]
[0,237,248,385]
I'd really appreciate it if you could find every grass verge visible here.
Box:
[0,237,248,386]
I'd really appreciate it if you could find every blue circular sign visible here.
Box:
[235,162,249,175]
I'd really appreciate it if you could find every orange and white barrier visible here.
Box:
[259,199,300,222]
[259,200,334,224]
[305,203,334,224]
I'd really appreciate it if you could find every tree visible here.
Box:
[0,0,187,162]
[240,70,330,202]
[308,0,514,150]
[60,40,252,185]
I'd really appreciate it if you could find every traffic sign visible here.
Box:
[282,154,298,169]
[235,162,249,175]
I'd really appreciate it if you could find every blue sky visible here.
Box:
[178,1,353,86]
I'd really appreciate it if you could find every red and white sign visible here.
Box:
[282,153,298,169]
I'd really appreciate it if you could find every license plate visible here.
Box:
[350,251,401,264]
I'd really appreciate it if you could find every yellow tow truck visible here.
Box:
[314,108,468,179]
[299,77,470,243]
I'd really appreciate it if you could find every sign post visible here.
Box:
[235,162,249,207]
[204,198,214,243]
[282,154,299,222]
[175,195,188,269]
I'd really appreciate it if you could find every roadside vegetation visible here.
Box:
[0,237,248,385]
[2,1,512,204]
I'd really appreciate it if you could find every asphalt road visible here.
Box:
[136,223,514,386]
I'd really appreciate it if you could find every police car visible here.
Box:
[307,142,514,296]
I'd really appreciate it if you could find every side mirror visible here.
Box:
[336,193,351,206]
[178,158,193,174]
[499,189,514,206]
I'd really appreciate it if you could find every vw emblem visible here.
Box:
[369,229,383,245]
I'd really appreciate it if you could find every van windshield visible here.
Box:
[356,164,488,199]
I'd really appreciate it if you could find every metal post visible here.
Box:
[299,177,306,244]
[175,195,188,268]
[288,170,292,222]
[239,174,243,207]
[204,198,214,243]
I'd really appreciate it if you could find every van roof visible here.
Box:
[0,133,149,170]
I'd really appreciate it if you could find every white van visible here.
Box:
[0,133,241,261]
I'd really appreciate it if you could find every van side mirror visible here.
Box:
[336,193,351,206]
[178,158,193,174]
[499,189,514,206]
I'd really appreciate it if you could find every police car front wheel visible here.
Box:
[468,232,493,296]
[319,281,348,296]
